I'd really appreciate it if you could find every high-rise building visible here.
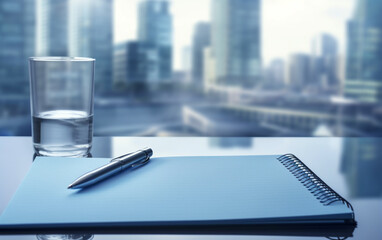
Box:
[191,22,211,85]
[113,42,128,87]
[203,47,216,91]
[138,0,172,81]
[0,0,36,135]
[211,0,261,88]
[69,0,113,94]
[311,34,339,90]
[138,0,172,47]
[36,0,113,94]
[181,46,192,83]
[36,0,69,56]
[287,54,310,90]
[345,0,382,103]
[0,0,36,95]
[264,59,285,88]
[114,41,161,84]
[126,41,160,83]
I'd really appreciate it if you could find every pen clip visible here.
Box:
[110,148,152,169]
[131,157,150,169]
[110,152,134,162]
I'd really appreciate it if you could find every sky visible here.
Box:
[114,0,356,70]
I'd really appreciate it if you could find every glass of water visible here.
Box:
[29,57,95,157]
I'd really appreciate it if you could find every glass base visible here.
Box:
[34,143,91,157]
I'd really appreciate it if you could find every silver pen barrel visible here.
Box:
[68,148,153,189]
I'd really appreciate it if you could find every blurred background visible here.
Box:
[1,0,382,137]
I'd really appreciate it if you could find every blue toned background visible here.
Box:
[1,0,382,137]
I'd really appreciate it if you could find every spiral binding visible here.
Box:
[277,154,353,211]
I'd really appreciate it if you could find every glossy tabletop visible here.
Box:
[0,137,381,239]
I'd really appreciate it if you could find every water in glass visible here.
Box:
[33,110,93,157]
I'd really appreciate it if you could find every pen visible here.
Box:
[68,148,153,189]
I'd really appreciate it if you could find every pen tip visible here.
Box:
[68,184,73,189]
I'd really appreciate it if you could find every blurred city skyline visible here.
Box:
[114,0,355,69]
[1,0,382,137]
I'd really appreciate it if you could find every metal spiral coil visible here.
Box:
[277,154,353,210]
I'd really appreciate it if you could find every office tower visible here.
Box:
[0,0,35,95]
[311,34,339,90]
[203,47,216,91]
[126,41,160,83]
[287,54,311,90]
[36,0,69,56]
[113,41,160,86]
[191,22,211,85]
[37,0,113,94]
[113,42,128,87]
[265,59,285,88]
[181,46,192,83]
[116,40,165,85]
[69,0,113,94]
[138,0,172,81]
[345,0,382,103]
[337,55,346,92]
[211,0,261,88]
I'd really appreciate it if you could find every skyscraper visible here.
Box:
[264,59,285,88]
[37,0,113,94]
[311,33,339,90]
[191,22,211,85]
[211,0,261,88]
[36,0,69,56]
[115,41,165,85]
[70,0,113,94]
[113,42,128,86]
[287,54,310,90]
[0,0,36,95]
[345,0,382,103]
[126,41,160,83]
[138,0,172,81]
[181,46,192,82]
[203,47,216,90]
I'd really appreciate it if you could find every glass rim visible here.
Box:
[29,57,95,62]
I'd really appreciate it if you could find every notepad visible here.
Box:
[0,154,354,229]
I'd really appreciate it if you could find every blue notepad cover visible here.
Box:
[0,155,353,227]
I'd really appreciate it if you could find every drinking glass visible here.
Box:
[29,57,95,157]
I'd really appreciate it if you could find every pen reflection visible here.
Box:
[36,234,93,240]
